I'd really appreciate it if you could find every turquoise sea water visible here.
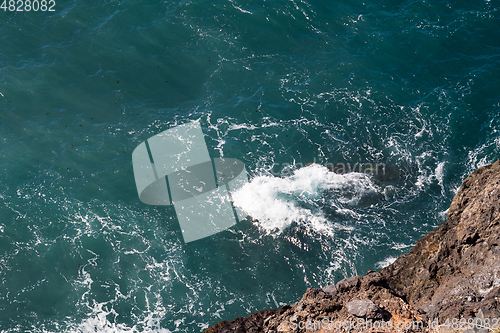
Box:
[0,0,499,331]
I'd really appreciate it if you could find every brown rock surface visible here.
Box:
[382,159,500,321]
[205,160,500,332]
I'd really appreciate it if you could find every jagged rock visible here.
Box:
[382,159,500,321]
[361,271,385,289]
[345,299,383,319]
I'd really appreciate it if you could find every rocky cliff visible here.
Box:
[205,160,500,333]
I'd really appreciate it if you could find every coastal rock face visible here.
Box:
[205,273,418,333]
[205,160,500,333]
[382,159,500,321]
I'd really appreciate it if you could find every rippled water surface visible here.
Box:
[0,0,499,331]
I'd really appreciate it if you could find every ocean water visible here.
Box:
[0,0,499,331]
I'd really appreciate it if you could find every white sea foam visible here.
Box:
[391,243,412,250]
[415,154,446,193]
[374,256,397,269]
[65,301,172,333]
[232,163,381,237]
[435,161,446,195]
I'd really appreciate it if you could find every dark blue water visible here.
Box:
[0,0,499,331]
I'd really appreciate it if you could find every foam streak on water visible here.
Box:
[233,164,380,237]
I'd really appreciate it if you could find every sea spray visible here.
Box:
[233,163,381,236]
